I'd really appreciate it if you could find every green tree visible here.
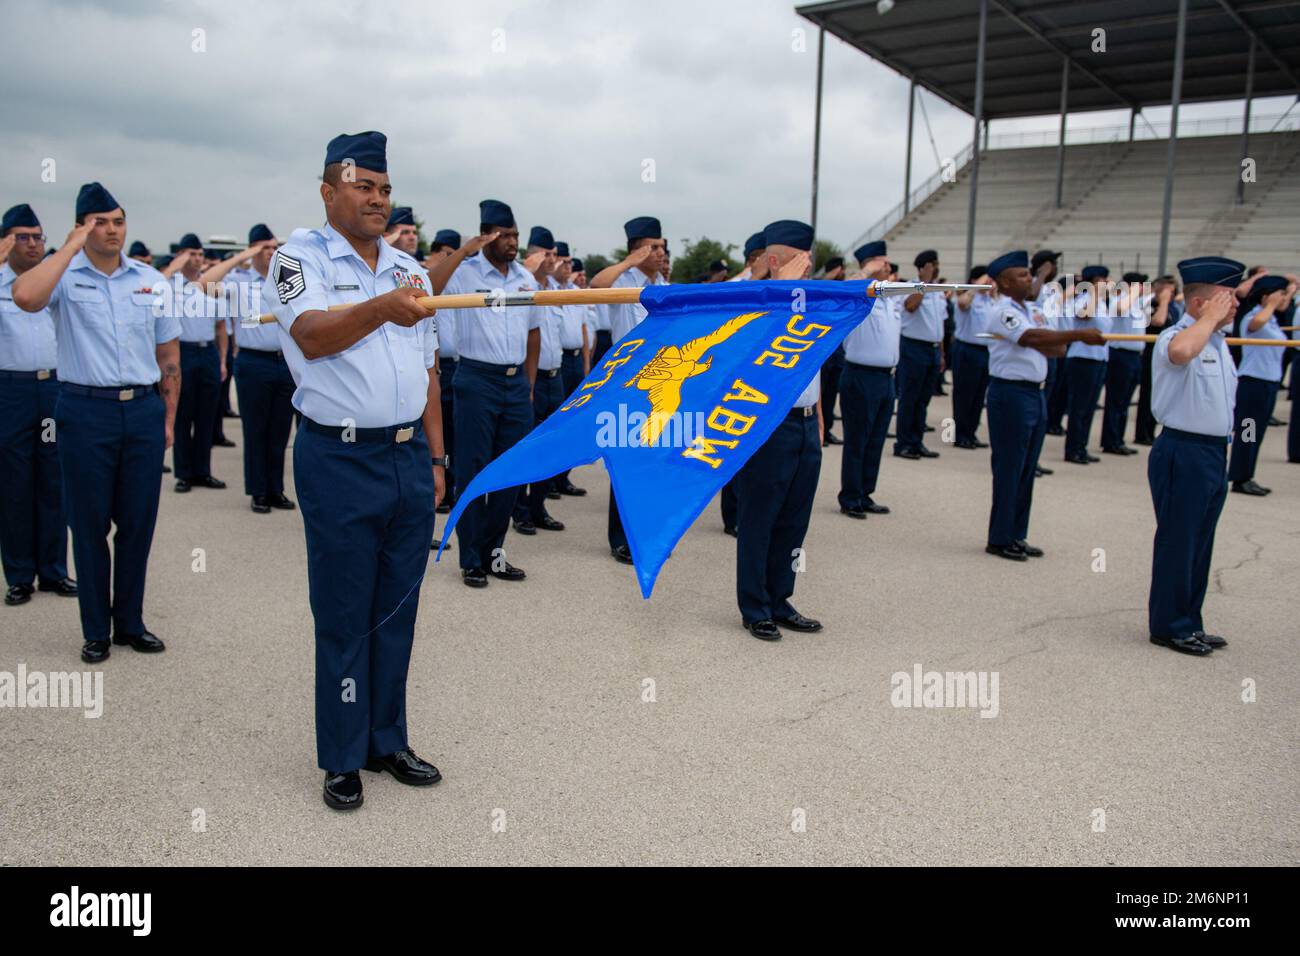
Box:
[582,252,614,275]
[813,239,844,273]
[671,237,741,283]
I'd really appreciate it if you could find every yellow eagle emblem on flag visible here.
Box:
[623,311,766,445]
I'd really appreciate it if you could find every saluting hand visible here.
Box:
[623,244,654,270]
[461,231,500,258]
[65,218,98,253]
[523,248,552,277]
[0,233,14,262]
[373,286,433,328]
[1200,287,1235,327]
[774,251,812,281]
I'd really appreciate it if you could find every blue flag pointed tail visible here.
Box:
[436,279,875,597]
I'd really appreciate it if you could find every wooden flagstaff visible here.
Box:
[245,280,989,326]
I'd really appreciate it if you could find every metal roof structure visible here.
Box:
[795,0,1300,119]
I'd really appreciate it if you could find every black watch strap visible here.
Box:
[431,455,450,468]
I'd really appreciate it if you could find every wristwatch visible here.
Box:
[431,455,450,468]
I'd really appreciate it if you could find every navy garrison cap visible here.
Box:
[432,228,460,249]
[854,240,886,264]
[1031,249,1061,270]
[1252,274,1289,296]
[75,182,120,219]
[824,256,844,272]
[969,265,988,281]
[570,257,584,272]
[744,232,767,258]
[1122,271,1148,284]
[248,223,274,245]
[324,131,387,173]
[555,241,570,257]
[479,200,515,229]
[709,259,726,272]
[1177,256,1244,289]
[762,219,813,251]
[177,233,203,250]
[2,204,39,234]
[387,207,415,229]
[1081,264,1109,281]
[528,226,555,249]
[988,250,1028,278]
[914,248,938,269]
[624,216,661,242]
[128,241,150,258]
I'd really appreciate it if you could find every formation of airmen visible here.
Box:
[1,128,1296,811]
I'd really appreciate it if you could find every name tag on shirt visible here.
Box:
[333,284,360,291]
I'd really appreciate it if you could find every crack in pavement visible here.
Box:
[1211,531,1266,596]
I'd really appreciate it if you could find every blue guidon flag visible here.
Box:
[437,280,877,597]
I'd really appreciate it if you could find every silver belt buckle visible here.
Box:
[36,369,51,381]
[118,388,135,402]
[803,406,814,417]
[395,426,414,444]
[505,366,518,376]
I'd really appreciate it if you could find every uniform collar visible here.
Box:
[321,222,400,276]
[68,249,140,279]
[468,251,524,282]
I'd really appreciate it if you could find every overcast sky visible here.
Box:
[0,0,1285,258]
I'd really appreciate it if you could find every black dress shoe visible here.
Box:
[917,445,940,458]
[81,640,110,664]
[985,544,1028,562]
[112,629,165,653]
[1035,465,1054,476]
[512,519,537,535]
[1231,480,1271,496]
[38,577,78,597]
[5,584,34,606]
[611,545,634,565]
[193,475,227,489]
[545,490,561,500]
[744,619,781,641]
[174,478,192,492]
[1134,437,1154,446]
[535,515,565,531]
[558,481,587,496]
[824,432,842,445]
[954,440,978,449]
[462,568,488,588]
[840,506,867,519]
[863,498,890,514]
[924,423,936,431]
[436,502,451,514]
[1087,453,1100,463]
[1064,453,1091,465]
[213,437,236,448]
[1045,425,1065,436]
[323,771,364,811]
[1150,633,1213,656]
[973,440,989,449]
[895,447,922,460]
[1192,631,1227,649]
[162,464,172,474]
[774,612,822,632]
[365,748,442,786]
[1102,446,1137,456]
[430,535,452,551]
[269,493,295,510]
[1013,540,1044,558]
[251,496,272,514]
[723,526,737,537]
[490,562,526,582]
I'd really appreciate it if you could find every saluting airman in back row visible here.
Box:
[424,227,462,513]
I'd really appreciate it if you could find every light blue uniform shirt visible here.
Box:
[558,281,587,351]
[1151,314,1236,438]
[953,291,991,347]
[900,286,945,343]
[985,296,1049,383]
[1066,291,1111,361]
[0,263,58,371]
[170,274,226,344]
[537,277,564,371]
[229,265,281,351]
[43,251,179,387]
[793,375,820,409]
[265,223,437,428]
[601,267,664,343]
[844,294,901,367]
[1035,282,1063,330]
[433,310,457,360]
[1108,292,1146,353]
[441,253,541,365]
[1236,305,1285,382]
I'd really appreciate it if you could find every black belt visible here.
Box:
[1161,427,1228,446]
[540,368,560,378]
[459,357,522,376]
[439,356,458,365]
[240,347,284,359]
[62,383,155,401]
[989,376,1043,390]
[787,405,817,420]
[180,340,213,349]
[902,337,940,348]
[304,418,424,444]
[0,369,57,381]
[563,348,582,357]
[844,361,892,374]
